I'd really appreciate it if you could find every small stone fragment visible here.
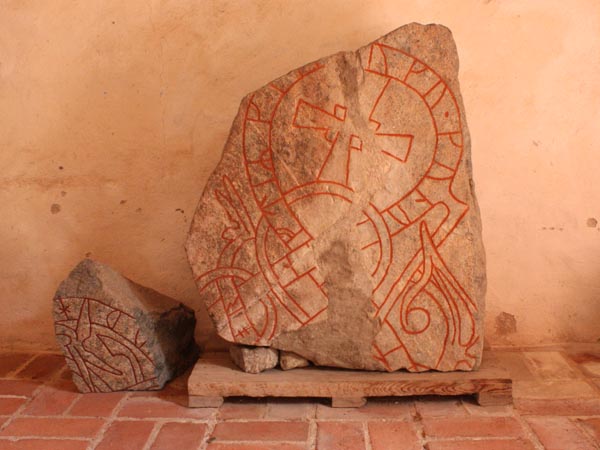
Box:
[229,345,278,373]
[280,351,310,370]
[53,259,199,393]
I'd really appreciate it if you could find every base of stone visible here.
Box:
[188,351,512,408]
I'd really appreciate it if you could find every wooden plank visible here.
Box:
[188,352,512,407]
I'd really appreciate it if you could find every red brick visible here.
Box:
[490,351,536,381]
[266,400,316,420]
[317,422,365,450]
[566,349,600,374]
[316,399,412,420]
[60,365,76,381]
[462,399,514,416]
[150,422,207,450]
[95,420,155,450]
[369,421,420,450]
[207,445,305,450]
[423,417,525,439]
[118,398,215,419]
[0,380,39,397]
[49,376,78,391]
[0,354,34,377]
[415,397,468,417]
[0,439,90,450]
[155,372,189,393]
[0,397,26,415]
[515,398,600,415]
[218,401,266,420]
[21,384,80,416]
[425,438,536,450]
[527,417,596,450]
[212,421,308,442]
[521,351,580,380]
[130,376,188,399]
[514,380,597,399]
[68,392,126,417]
[0,417,104,438]
[577,418,600,443]
[15,354,65,380]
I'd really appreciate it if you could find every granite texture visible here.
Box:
[53,259,199,392]
[229,345,279,374]
[280,351,310,370]
[187,23,485,372]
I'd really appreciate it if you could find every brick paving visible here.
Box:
[0,346,598,449]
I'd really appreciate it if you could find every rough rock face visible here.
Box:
[229,345,279,374]
[53,259,199,392]
[280,351,310,370]
[187,23,486,372]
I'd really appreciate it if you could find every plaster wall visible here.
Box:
[1,0,599,350]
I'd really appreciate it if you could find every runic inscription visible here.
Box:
[187,23,486,372]
[53,259,199,392]
[55,297,159,392]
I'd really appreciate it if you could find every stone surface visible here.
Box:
[229,345,279,374]
[53,259,199,392]
[187,23,485,372]
[280,351,310,370]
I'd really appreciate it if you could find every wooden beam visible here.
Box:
[188,352,512,408]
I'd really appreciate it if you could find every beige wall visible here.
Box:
[1,0,599,351]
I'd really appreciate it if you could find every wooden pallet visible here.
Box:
[187,352,512,408]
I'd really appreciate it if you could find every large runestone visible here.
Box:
[186,23,486,372]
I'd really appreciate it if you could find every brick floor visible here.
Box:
[0,354,33,378]
[212,421,309,442]
[425,438,537,450]
[117,397,215,420]
[0,439,90,450]
[316,422,365,450]
[265,400,316,420]
[422,416,526,439]
[0,417,104,438]
[0,345,598,449]
[368,421,422,449]
[0,380,39,397]
[95,420,155,450]
[415,397,468,417]
[67,393,126,417]
[149,422,207,450]
[217,399,267,420]
[0,398,26,416]
[15,354,65,380]
[21,383,80,416]
[526,416,597,450]
[577,417,600,443]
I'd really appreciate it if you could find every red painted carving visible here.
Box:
[363,43,477,370]
[196,43,478,370]
[54,297,158,392]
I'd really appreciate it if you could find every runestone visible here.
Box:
[54,259,199,392]
[187,23,486,372]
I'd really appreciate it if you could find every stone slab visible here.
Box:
[53,259,199,392]
[187,23,485,372]
[229,345,279,374]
